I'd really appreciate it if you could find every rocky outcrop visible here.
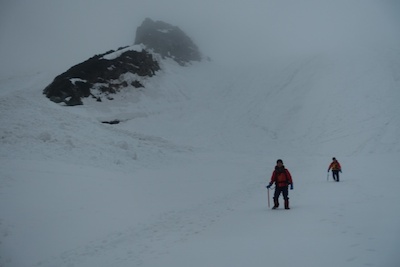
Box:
[43,47,159,105]
[44,18,201,105]
[135,18,201,65]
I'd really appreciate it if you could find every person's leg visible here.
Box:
[273,188,281,209]
[283,187,290,209]
[332,170,338,181]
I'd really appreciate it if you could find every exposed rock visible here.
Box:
[135,18,201,65]
[101,119,120,125]
[43,18,202,105]
[43,47,159,105]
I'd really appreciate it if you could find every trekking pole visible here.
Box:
[327,172,329,181]
[267,188,270,208]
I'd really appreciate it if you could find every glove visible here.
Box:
[266,184,272,189]
[340,170,342,173]
[290,184,293,190]
[327,170,329,172]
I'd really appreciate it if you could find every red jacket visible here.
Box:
[270,167,293,187]
[328,160,341,171]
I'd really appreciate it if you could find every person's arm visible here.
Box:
[266,171,276,188]
[286,170,293,189]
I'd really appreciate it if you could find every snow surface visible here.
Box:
[1,46,400,267]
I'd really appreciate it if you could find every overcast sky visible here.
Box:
[1,0,399,77]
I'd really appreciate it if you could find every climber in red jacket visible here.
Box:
[266,159,293,209]
[328,157,342,182]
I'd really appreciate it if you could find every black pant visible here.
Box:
[332,170,340,181]
[274,186,289,200]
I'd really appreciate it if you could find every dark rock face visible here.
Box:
[43,48,160,105]
[135,18,201,65]
[44,18,201,105]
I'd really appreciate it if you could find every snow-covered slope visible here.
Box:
[1,46,400,267]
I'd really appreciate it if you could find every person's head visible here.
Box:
[277,159,283,167]
[332,157,336,161]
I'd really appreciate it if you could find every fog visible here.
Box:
[1,0,399,77]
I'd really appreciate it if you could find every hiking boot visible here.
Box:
[284,199,290,210]
[272,199,279,209]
